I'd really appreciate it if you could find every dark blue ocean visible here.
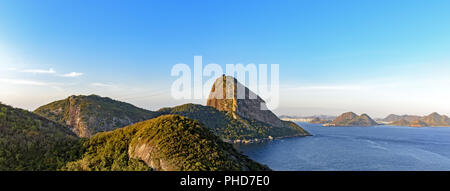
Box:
[235,123,450,171]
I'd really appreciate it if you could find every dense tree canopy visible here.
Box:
[0,103,83,171]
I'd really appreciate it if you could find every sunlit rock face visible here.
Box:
[206,75,284,127]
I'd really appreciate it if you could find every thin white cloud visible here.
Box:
[8,66,84,78]
[60,72,84,77]
[0,78,48,86]
[91,83,114,87]
[18,68,84,78]
[21,68,56,74]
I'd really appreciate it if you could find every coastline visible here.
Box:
[224,132,312,144]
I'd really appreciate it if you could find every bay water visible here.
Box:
[235,123,450,171]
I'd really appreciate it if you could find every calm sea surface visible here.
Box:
[235,123,450,171]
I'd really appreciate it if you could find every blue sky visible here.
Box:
[1,0,450,118]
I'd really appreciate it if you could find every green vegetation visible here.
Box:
[64,115,270,171]
[156,104,308,141]
[34,95,157,137]
[34,95,308,141]
[0,103,83,171]
[0,102,269,171]
[62,121,151,171]
[2,93,308,171]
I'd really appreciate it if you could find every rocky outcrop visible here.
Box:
[34,95,157,137]
[329,112,378,126]
[66,96,90,137]
[204,75,310,140]
[207,75,284,128]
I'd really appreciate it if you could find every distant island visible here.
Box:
[323,112,378,127]
[287,112,450,128]
[381,112,450,127]
[281,113,379,126]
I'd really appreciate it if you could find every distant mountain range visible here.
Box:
[283,111,450,128]
[327,112,378,127]
[386,112,450,127]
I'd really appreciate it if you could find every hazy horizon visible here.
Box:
[0,92,447,120]
[1,0,450,118]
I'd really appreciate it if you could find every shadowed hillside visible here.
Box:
[0,102,83,171]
